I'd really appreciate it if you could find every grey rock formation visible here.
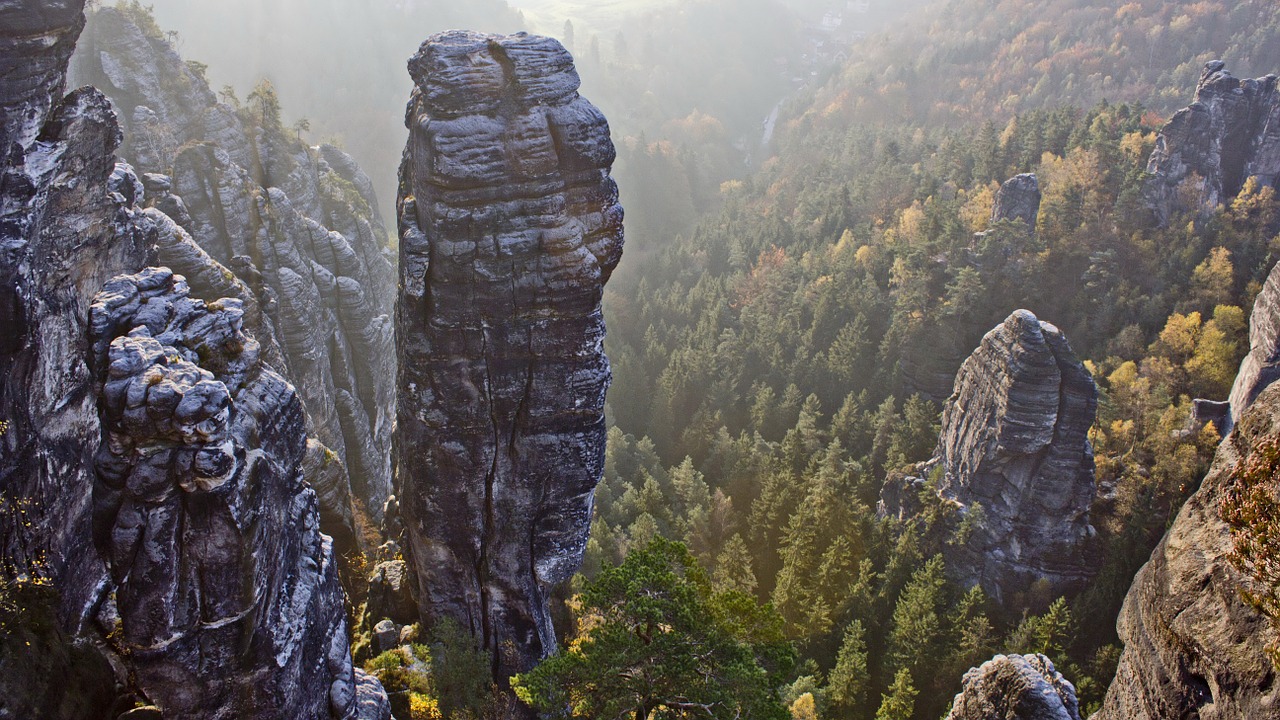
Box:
[73,6,398,531]
[991,173,1041,229]
[397,30,624,683]
[1145,61,1280,226]
[88,267,387,720]
[946,654,1080,720]
[0,0,152,627]
[1095,382,1280,720]
[929,310,1098,602]
[1228,258,1280,428]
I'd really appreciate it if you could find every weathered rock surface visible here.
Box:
[1228,258,1280,428]
[397,30,624,684]
[1095,382,1280,720]
[911,310,1098,603]
[992,173,1041,229]
[946,654,1081,720]
[73,6,398,531]
[1145,61,1280,226]
[88,267,387,719]
[0,0,152,628]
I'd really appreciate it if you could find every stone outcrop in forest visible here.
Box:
[1095,386,1280,719]
[396,30,624,684]
[991,173,1041,230]
[946,654,1081,720]
[918,310,1098,603]
[73,6,398,535]
[1145,61,1280,226]
[89,268,388,720]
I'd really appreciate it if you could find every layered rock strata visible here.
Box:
[89,267,388,720]
[0,0,151,625]
[73,6,398,528]
[1145,61,1280,226]
[1095,382,1280,720]
[918,310,1098,602]
[397,31,624,683]
[946,654,1081,720]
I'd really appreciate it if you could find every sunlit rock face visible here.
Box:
[89,267,389,720]
[946,654,1081,720]
[932,310,1098,603]
[1096,382,1280,720]
[74,6,398,533]
[0,0,152,626]
[397,30,623,682]
[1145,61,1280,226]
[991,173,1041,230]
[1228,258,1280,427]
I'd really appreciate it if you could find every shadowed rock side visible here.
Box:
[0,0,151,628]
[73,6,397,529]
[397,31,624,684]
[1095,383,1280,720]
[1145,61,1280,226]
[946,654,1081,720]
[991,173,1042,230]
[88,268,389,720]
[927,310,1098,603]
[1228,258,1280,428]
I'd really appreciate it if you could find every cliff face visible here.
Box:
[0,0,151,625]
[927,310,1098,603]
[73,6,398,530]
[946,654,1081,720]
[991,173,1042,230]
[397,30,623,682]
[1145,61,1280,226]
[89,268,388,720]
[1228,258,1280,426]
[1095,385,1280,719]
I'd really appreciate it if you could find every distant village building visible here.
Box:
[848,0,871,13]
[821,12,843,32]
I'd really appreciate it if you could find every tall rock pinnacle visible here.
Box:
[396,30,624,682]
[915,310,1099,603]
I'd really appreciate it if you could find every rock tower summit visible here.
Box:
[395,30,624,682]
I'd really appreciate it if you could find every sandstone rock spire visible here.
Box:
[396,30,624,683]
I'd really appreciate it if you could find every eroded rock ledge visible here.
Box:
[946,654,1081,720]
[89,267,388,720]
[396,30,623,683]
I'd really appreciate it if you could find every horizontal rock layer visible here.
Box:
[934,310,1098,602]
[73,6,398,532]
[89,267,386,719]
[397,30,623,685]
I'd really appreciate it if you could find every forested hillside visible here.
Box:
[584,0,1280,717]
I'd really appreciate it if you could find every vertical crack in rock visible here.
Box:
[89,267,388,719]
[396,30,623,686]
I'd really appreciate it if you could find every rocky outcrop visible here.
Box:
[1228,258,1280,428]
[1145,61,1280,226]
[913,310,1098,603]
[991,173,1041,229]
[946,654,1080,720]
[88,267,387,719]
[73,6,397,531]
[0,0,152,627]
[1095,382,1280,720]
[397,30,624,685]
